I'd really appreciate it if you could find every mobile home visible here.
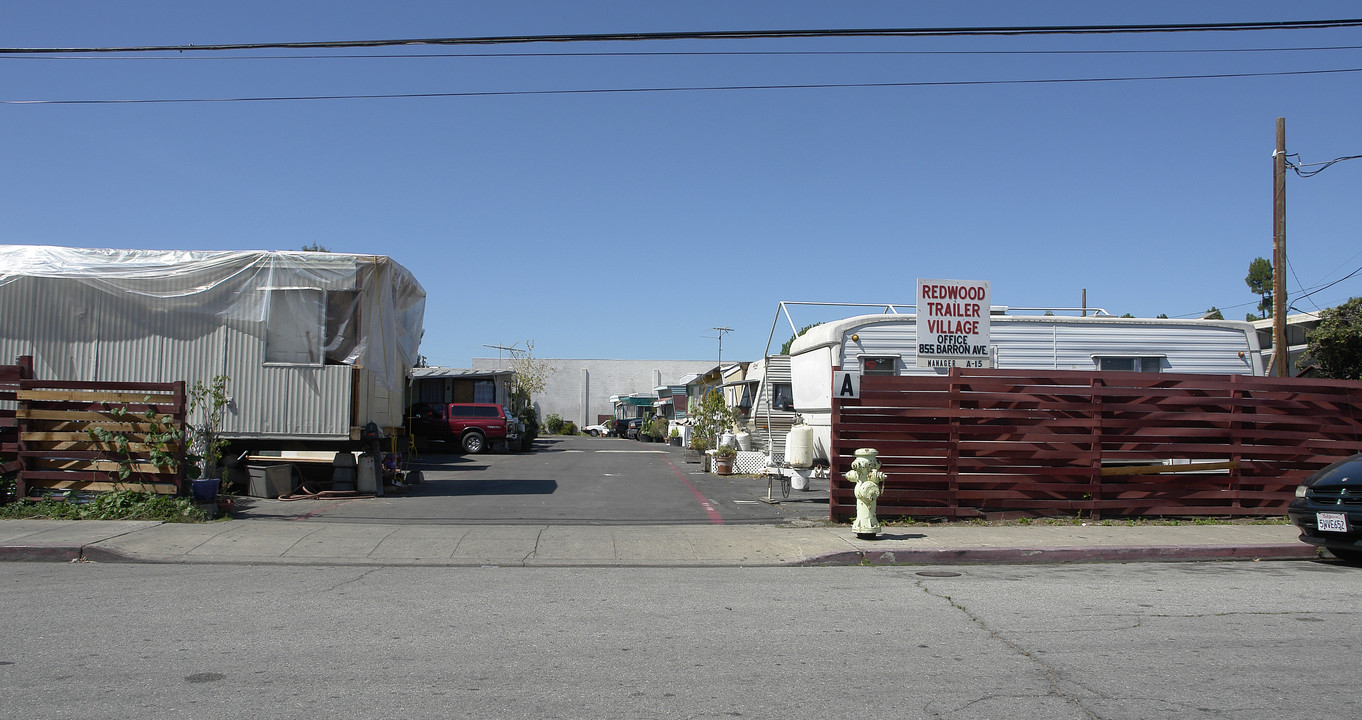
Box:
[732,355,799,460]
[0,246,425,447]
[788,311,1264,461]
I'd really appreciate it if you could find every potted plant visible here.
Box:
[713,443,737,475]
[186,375,231,504]
[686,435,710,467]
[669,427,682,447]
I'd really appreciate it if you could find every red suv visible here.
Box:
[407,403,517,454]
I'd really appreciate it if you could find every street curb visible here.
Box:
[800,543,1321,566]
[0,545,84,562]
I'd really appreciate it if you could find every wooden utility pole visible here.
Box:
[1272,118,1288,376]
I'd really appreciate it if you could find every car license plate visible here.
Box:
[1317,512,1349,533]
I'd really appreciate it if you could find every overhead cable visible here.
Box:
[6,44,1362,62]
[3,18,1362,54]
[1286,153,1362,177]
[6,66,1362,105]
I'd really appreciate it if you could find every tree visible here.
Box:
[1245,257,1273,319]
[300,243,332,252]
[506,340,555,412]
[1203,307,1224,320]
[1305,297,1362,380]
[689,388,733,449]
[780,323,822,355]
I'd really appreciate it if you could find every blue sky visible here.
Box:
[3,2,1360,366]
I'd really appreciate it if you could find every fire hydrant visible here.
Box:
[847,447,886,539]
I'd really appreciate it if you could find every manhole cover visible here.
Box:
[915,570,962,578]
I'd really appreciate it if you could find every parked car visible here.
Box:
[407,402,519,454]
[583,423,610,437]
[1287,453,1362,562]
[613,418,643,439]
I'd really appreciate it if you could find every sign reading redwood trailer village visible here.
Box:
[916,279,992,368]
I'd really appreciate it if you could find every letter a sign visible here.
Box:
[834,371,861,399]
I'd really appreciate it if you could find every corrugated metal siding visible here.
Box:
[26,278,97,381]
[223,326,350,439]
[843,318,1257,376]
[750,356,798,458]
[0,278,38,369]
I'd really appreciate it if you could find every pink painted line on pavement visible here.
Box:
[664,455,724,525]
[289,498,359,520]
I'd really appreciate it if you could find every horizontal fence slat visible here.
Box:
[22,480,179,495]
[17,389,179,404]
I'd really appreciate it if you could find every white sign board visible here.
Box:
[916,279,993,368]
[833,371,861,399]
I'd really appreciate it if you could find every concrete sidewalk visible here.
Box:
[0,518,1319,567]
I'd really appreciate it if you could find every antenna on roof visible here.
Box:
[483,342,521,360]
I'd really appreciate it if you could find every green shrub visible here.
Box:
[544,413,564,434]
[0,491,209,522]
[561,421,578,435]
[517,405,540,439]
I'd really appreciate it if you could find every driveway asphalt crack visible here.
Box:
[524,526,548,566]
[324,567,382,593]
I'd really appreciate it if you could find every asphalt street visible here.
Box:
[2,560,1357,719]
[236,434,831,525]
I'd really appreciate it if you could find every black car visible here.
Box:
[1287,453,1362,562]
[613,417,643,439]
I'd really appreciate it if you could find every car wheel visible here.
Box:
[588,429,599,437]
[462,431,486,454]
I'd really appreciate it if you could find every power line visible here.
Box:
[4,18,1362,54]
[1174,260,1362,319]
[7,66,1362,106]
[1286,153,1362,177]
[7,44,1362,62]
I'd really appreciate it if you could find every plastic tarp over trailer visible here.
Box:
[0,246,425,444]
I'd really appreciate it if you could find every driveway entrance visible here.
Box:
[234,435,830,525]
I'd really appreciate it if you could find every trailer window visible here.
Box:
[860,356,898,375]
[738,383,754,410]
[1097,357,1164,373]
[773,383,794,411]
[265,289,323,364]
[323,290,360,364]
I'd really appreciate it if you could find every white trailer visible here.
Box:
[0,246,425,447]
[732,355,799,461]
[784,305,1264,462]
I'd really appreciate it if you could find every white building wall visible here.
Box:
[471,358,715,428]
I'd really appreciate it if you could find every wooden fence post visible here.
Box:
[1088,376,1104,521]
[947,368,961,518]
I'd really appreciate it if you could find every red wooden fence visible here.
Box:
[830,369,1362,521]
[0,358,30,500]
[2,357,188,500]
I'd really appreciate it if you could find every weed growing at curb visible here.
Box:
[0,491,209,522]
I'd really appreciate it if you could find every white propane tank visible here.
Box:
[735,431,752,451]
[719,432,736,448]
[357,454,377,493]
[785,425,815,468]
